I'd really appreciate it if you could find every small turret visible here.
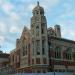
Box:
[32,1,44,16]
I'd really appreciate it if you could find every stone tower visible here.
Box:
[54,25,61,38]
[31,2,49,73]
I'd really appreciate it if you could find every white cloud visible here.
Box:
[1,0,20,21]
[9,26,22,34]
[9,24,30,34]
[0,22,7,32]
[61,30,68,37]
[10,26,19,33]
[61,28,75,40]
[28,3,35,11]
[10,12,20,21]
[57,1,75,19]
[27,0,60,12]
[69,31,75,36]
[2,1,14,14]
[59,11,75,20]
[0,35,5,43]
[0,0,75,52]
[0,0,3,5]
[40,0,60,10]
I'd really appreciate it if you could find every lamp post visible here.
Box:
[53,48,55,75]
[48,41,55,75]
[48,41,52,72]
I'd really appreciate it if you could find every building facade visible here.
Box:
[48,36,75,72]
[0,51,10,73]
[10,2,75,73]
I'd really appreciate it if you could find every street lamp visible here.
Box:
[48,41,52,72]
[48,40,55,75]
[53,47,55,75]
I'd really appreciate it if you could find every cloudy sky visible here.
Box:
[0,0,75,53]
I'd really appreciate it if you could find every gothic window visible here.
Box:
[36,26,39,29]
[32,41,34,55]
[42,28,44,34]
[32,58,34,65]
[43,58,47,64]
[12,55,14,63]
[26,45,27,54]
[36,40,40,46]
[36,58,40,64]
[63,52,69,60]
[42,48,45,55]
[23,46,27,56]
[36,25,39,36]
[36,47,40,55]
[63,48,72,60]
[41,26,44,34]
[55,46,61,59]
[42,40,45,55]
[67,47,72,60]
[23,46,25,56]
[36,40,40,55]
[37,50,40,55]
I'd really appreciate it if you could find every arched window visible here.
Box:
[36,25,39,36]
[63,47,72,60]
[36,40,40,55]
[32,41,34,55]
[42,40,45,55]
[55,46,61,59]
[41,24,45,34]
[23,46,27,56]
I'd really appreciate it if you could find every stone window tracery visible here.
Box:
[63,47,72,60]
[36,25,39,36]
[36,40,40,55]
[42,40,45,55]
[36,58,40,64]
[32,41,34,55]
[55,46,61,59]
[22,45,27,56]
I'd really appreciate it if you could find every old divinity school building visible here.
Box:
[0,2,75,73]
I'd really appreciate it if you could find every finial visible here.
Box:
[37,1,39,6]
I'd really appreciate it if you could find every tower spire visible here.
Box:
[37,1,39,6]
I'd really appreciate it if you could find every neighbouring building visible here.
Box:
[0,51,10,73]
[9,2,75,73]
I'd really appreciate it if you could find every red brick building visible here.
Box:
[9,2,75,73]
